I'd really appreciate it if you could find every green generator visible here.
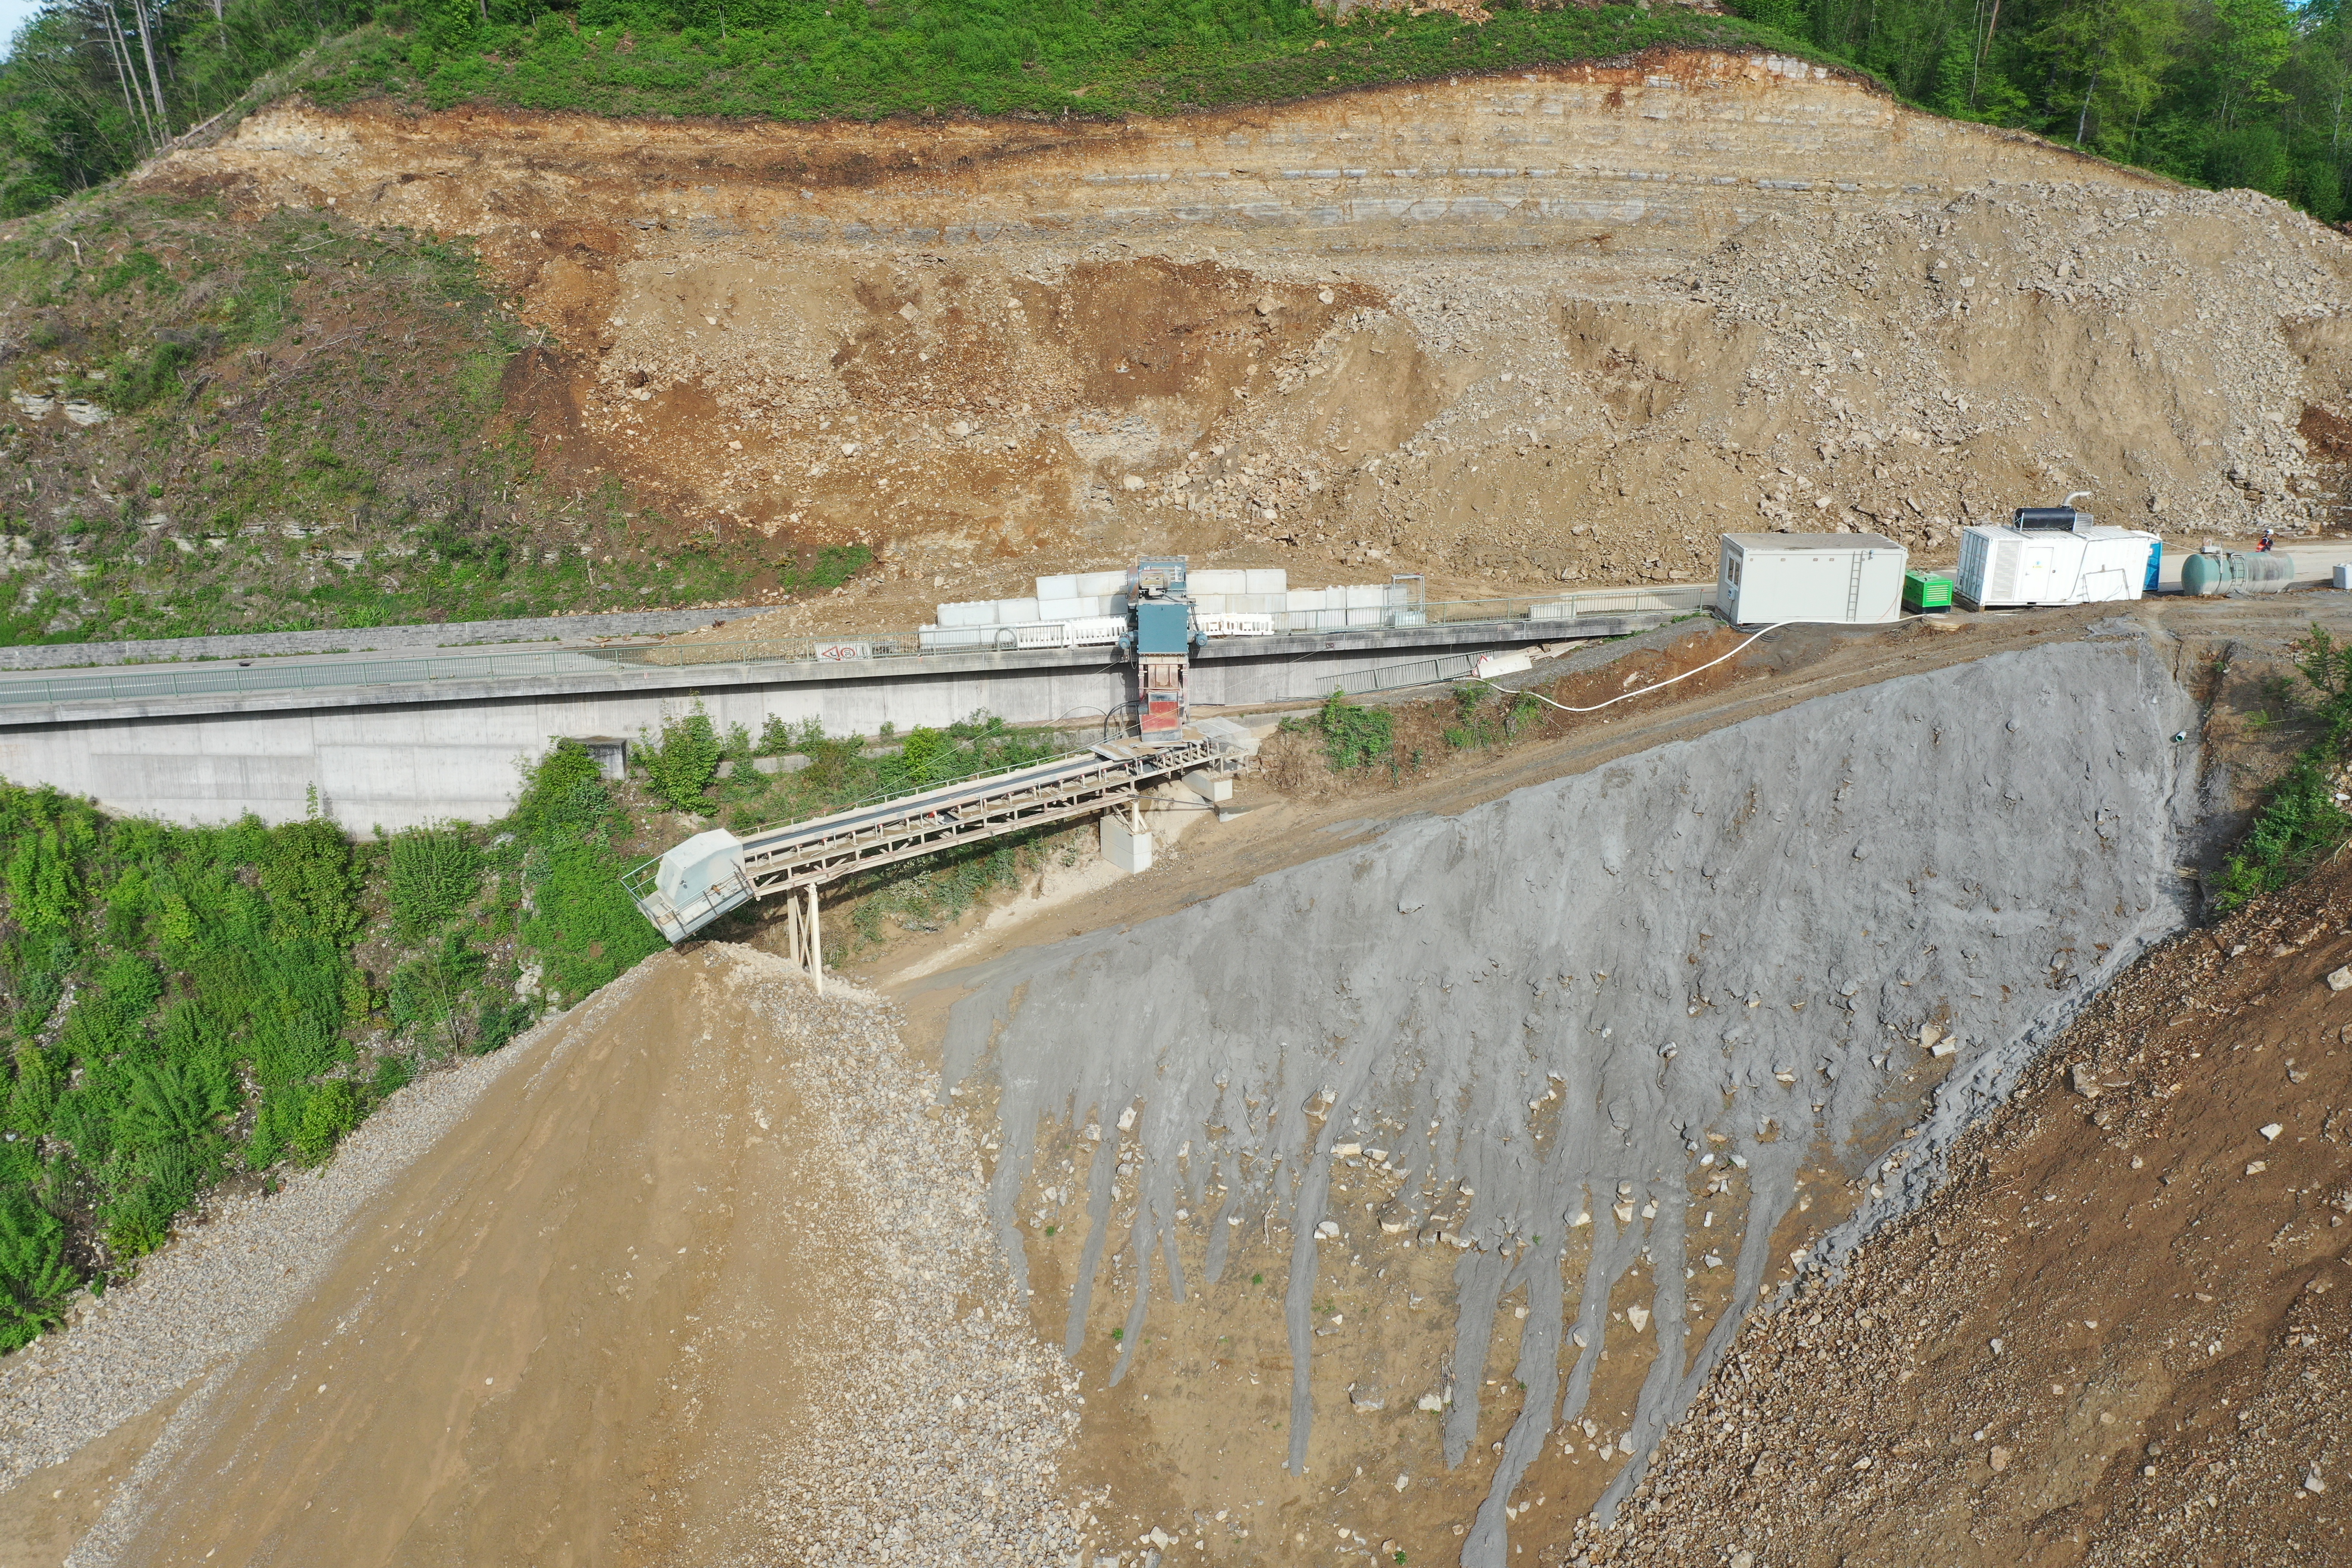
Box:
[1903,569,1955,613]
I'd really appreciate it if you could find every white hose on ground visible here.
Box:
[1467,619,1861,715]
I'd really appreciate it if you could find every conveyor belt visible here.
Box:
[625,737,1221,942]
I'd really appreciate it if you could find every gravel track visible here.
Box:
[0,965,655,1546]
[716,947,1095,1566]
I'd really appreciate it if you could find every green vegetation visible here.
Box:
[0,190,867,648]
[0,728,680,1350]
[0,701,1080,1351]
[1740,0,2352,219]
[2214,625,2352,913]
[1291,689,1395,772]
[0,0,2343,226]
[644,706,1080,952]
[0,786,368,1346]
[0,0,1819,217]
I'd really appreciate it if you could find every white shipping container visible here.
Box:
[1716,533,1907,626]
[1954,524,2158,608]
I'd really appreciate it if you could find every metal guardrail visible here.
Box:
[1308,587,1716,697]
[1317,651,1483,697]
[0,583,1720,710]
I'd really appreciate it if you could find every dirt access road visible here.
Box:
[879,594,2342,993]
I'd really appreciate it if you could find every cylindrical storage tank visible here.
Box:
[2241,552,2296,589]
[2182,551,2224,595]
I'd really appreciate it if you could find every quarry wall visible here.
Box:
[149,52,2352,606]
[939,629,2201,1563]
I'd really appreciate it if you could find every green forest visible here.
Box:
[0,0,2342,224]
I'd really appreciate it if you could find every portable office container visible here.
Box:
[1715,533,1908,626]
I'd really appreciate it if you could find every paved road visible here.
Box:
[0,643,636,710]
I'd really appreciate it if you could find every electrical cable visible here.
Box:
[1461,618,1883,715]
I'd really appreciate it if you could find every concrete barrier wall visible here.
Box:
[0,633,1560,830]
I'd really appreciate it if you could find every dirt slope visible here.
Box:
[1573,815,2352,1568]
[66,946,1083,1568]
[140,50,2352,615]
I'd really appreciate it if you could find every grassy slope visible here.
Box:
[290,3,1838,121]
[0,187,866,647]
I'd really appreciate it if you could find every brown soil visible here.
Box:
[139,56,2352,629]
[101,949,847,1567]
[1574,851,2352,1568]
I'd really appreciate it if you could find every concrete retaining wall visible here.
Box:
[0,629,1573,830]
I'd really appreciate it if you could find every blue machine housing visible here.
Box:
[1133,599,1193,656]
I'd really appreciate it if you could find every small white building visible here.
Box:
[1954,517,2160,609]
[1716,533,1908,627]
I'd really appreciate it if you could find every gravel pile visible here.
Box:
[720,947,1096,1566]
[0,967,652,1503]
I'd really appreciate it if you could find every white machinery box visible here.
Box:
[1954,521,2159,608]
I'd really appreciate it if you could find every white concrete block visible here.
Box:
[1191,594,1227,614]
[937,600,997,628]
[1077,570,1128,597]
[995,597,1041,625]
[1102,811,1154,873]
[1190,569,1248,595]
[1245,568,1288,595]
[1286,588,1329,611]
[1035,573,1080,599]
[1184,768,1234,802]
[1037,596,1087,624]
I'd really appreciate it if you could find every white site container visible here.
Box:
[1954,524,2159,609]
[1716,533,1907,626]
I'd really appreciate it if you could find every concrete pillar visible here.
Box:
[1101,802,1155,874]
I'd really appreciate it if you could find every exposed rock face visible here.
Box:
[151,52,2352,594]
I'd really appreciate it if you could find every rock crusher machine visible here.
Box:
[1119,556,1208,738]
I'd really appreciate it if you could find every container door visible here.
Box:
[2019,543,2058,601]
